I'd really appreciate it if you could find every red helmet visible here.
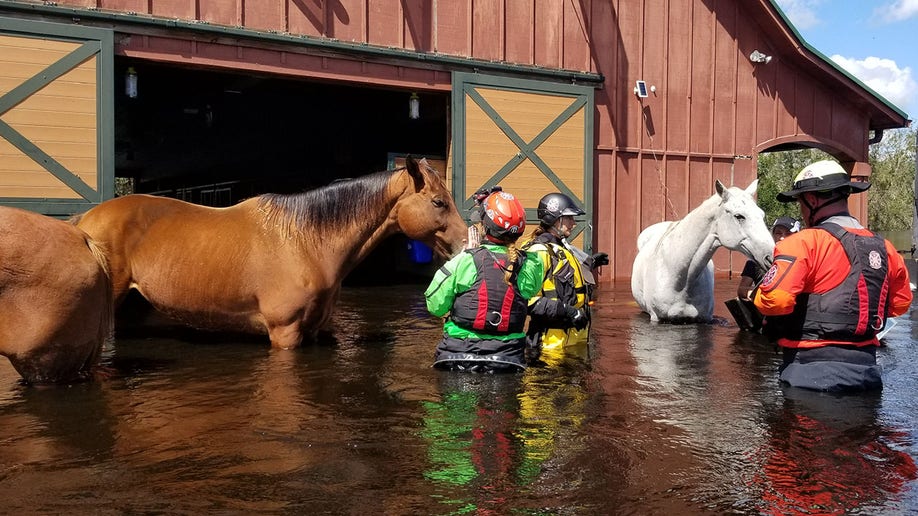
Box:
[481,191,526,243]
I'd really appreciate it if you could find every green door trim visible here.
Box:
[0,17,114,216]
[451,72,595,249]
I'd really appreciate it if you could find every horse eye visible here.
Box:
[431,199,446,208]
[734,214,746,222]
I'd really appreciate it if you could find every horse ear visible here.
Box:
[405,155,425,191]
[715,179,727,198]
[745,179,759,195]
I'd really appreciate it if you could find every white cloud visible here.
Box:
[774,0,823,29]
[874,0,918,23]
[830,55,917,114]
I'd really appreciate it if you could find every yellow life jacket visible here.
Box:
[524,241,591,354]
[527,242,588,309]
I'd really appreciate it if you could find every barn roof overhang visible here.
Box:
[0,1,604,87]
[757,0,910,131]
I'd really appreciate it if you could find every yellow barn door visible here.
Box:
[450,73,594,251]
[0,18,113,216]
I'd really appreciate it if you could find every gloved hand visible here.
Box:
[590,252,609,268]
[473,185,502,204]
[470,186,502,224]
[565,306,589,330]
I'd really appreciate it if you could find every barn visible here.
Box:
[0,0,909,282]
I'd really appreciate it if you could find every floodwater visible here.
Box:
[1,280,917,515]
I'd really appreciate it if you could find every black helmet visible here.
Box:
[537,193,585,227]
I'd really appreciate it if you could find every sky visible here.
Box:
[773,0,918,122]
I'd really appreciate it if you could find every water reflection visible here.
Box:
[421,373,525,513]
[0,282,914,513]
[419,351,595,514]
[754,388,917,514]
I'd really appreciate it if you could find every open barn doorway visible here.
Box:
[113,59,450,285]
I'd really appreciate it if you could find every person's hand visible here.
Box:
[590,252,609,268]
[466,225,481,249]
[566,306,589,330]
[470,186,502,224]
[473,185,502,204]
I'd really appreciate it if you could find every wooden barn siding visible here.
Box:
[599,0,875,279]
[22,0,881,281]
[84,0,590,70]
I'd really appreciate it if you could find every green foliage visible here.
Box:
[755,127,916,232]
[867,127,916,231]
[756,148,830,225]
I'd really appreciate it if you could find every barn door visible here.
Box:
[0,18,113,216]
[451,72,594,251]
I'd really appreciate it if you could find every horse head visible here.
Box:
[394,156,468,258]
[713,179,774,271]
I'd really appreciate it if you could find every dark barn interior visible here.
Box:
[113,59,451,285]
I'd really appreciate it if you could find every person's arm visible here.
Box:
[737,260,760,299]
[525,248,566,318]
[737,275,755,300]
[753,239,808,316]
[425,253,473,317]
[885,241,914,317]
[517,251,545,300]
[525,248,585,325]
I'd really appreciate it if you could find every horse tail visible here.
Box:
[85,235,115,350]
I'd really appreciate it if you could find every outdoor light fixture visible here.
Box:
[749,50,772,64]
[125,66,138,98]
[409,92,420,119]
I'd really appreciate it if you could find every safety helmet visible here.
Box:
[776,160,870,202]
[481,191,526,243]
[537,192,585,227]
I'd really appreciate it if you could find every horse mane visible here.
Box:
[256,167,399,239]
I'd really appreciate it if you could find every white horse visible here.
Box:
[631,179,774,323]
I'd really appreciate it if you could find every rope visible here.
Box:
[640,99,679,220]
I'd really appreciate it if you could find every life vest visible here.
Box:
[448,247,528,335]
[524,240,590,352]
[778,222,890,342]
[526,242,588,310]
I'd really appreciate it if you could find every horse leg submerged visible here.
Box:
[632,222,717,323]
[260,287,337,349]
[631,180,772,324]
[655,262,715,323]
[631,222,672,320]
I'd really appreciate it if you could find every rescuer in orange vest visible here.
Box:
[753,160,912,391]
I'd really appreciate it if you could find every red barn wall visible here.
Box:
[15,0,889,281]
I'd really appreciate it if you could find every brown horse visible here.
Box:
[74,156,468,349]
[0,207,113,384]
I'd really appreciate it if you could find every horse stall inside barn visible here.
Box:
[114,60,451,284]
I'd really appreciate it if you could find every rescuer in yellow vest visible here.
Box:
[521,193,608,364]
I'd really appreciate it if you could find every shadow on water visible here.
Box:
[0,281,916,513]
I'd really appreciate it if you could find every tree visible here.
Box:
[867,126,917,231]
[756,148,830,225]
[755,126,916,232]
